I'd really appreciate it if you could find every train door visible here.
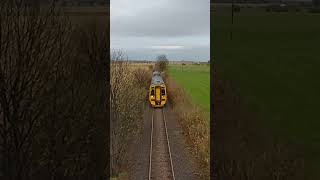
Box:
[155,86,161,103]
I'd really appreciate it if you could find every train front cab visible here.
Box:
[149,84,167,108]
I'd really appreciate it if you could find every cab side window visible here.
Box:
[161,88,165,96]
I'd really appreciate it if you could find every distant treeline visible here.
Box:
[23,0,109,6]
[211,0,317,6]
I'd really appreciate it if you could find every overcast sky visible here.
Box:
[111,0,210,61]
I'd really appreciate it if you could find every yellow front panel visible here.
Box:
[149,85,166,108]
[155,87,161,101]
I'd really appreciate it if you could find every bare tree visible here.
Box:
[0,1,109,179]
[0,1,72,178]
[155,54,169,72]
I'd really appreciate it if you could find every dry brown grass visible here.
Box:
[165,76,210,180]
[128,63,153,71]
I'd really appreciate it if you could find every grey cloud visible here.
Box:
[111,0,210,60]
[111,0,209,37]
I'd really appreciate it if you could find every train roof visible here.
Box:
[152,71,161,76]
[151,71,164,85]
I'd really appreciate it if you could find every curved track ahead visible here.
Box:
[148,108,175,180]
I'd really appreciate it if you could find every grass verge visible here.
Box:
[165,76,210,179]
[168,65,210,121]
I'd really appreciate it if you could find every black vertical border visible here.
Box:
[106,0,111,178]
[210,0,215,179]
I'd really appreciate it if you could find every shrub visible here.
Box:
[110,50,147,177]
[133,68,151,90]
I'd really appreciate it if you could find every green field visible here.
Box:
[168,65,210,120]
[213,9,320,178]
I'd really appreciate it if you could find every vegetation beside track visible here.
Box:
[213,8,320,179]
[110,51,152,179]
[165,75,210,180]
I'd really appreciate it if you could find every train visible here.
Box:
[149,71,167,108]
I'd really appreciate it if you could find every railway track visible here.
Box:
[148,108,175,180]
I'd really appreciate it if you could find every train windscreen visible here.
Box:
[161,88,165,96]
